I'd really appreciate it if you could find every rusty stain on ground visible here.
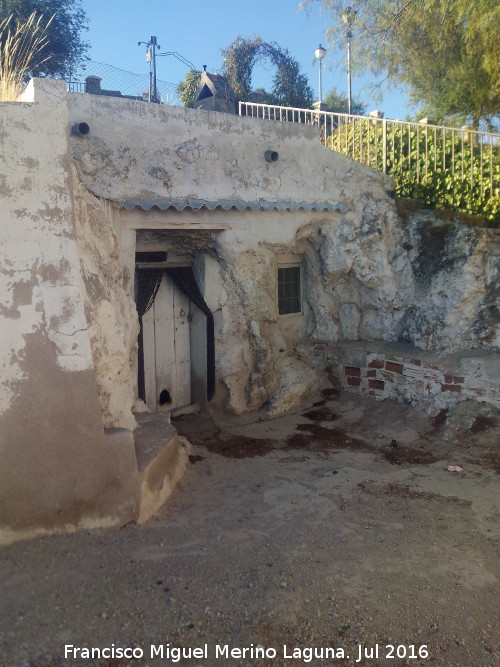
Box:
[301,406,339,422]
[469,414,497,434]
[177,404,441,464]
[320,387,340,399]
[175,390,498,474]
[176,414,274,458]
[430,407,448,432]
[358,481,472,506]
[466,450,500,475]
[203,433,275,458]
[382,445,440,466]
[188,454,206,464]
[289,423,367,453]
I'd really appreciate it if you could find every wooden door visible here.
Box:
[142,274,191,411]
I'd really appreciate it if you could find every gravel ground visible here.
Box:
[0,390,498,667]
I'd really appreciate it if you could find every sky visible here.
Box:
[79,0,416,120]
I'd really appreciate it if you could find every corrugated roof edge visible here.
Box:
[120,199,349,213]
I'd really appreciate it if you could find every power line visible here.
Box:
[138,36,197,104]
[72,59,180,105]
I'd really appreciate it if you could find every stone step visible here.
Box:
[133,413,190,524]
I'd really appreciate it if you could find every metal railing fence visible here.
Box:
[67,60,180,105]
[67,81,85,93]
[239,101,500,220]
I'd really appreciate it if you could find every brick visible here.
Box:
[444,374,454,384]
[385,361,404,374]
[453,376,465,384]
[366,369,377,378]
[406,358,422,366]
[347,376,362,387]
[386,355,403,362]
[422,361,441,370]
[464,387,485,396]
[369,379,385,390]
[381,371,395,382]
[441,384,462,393]
[424,371,443,382]
[344,366,361,377]
[403,365,425,379]
[368,359,384,369]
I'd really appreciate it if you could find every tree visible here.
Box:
[267,43,314,108]
[221,35,314,108]
[0,0,88,78]
[177,37,314,109]
[176,69,202,107]
[302,0,499,127]
[323,86,366,115]
[221,35,262,101]
[0,11,50,100]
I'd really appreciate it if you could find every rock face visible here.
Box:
[73,180,139,430]
[135,206,498,418]
[401,212,499,353]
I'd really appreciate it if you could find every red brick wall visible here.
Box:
[310,341,499,409]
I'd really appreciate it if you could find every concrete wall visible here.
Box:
[0,80,139,545]
[68,88,380,204]
[310,341,499,413]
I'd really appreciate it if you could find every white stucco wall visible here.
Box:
[67,91,384,206]
[0,79,94,413]
[0,79,139,543]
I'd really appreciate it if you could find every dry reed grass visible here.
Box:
[0,12,52,101]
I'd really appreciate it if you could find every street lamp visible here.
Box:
[342,6,357,114]
[314,44,326,106]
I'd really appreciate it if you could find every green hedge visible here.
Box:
[325,120,499,226]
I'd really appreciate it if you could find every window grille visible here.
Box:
[278,265,302,315]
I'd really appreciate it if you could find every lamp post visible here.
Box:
[314,44,326,106]
[342,7,356,115]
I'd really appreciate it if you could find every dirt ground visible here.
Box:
[0,390,499,667]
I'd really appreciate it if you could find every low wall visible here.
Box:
[310,341,499,413]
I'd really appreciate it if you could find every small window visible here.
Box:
[278,265,302,315]
[197,84,213,100]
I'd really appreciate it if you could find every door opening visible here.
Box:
[136,262,215,413]
[140,272,191,412]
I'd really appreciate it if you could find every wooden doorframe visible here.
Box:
[136,267,208,412]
